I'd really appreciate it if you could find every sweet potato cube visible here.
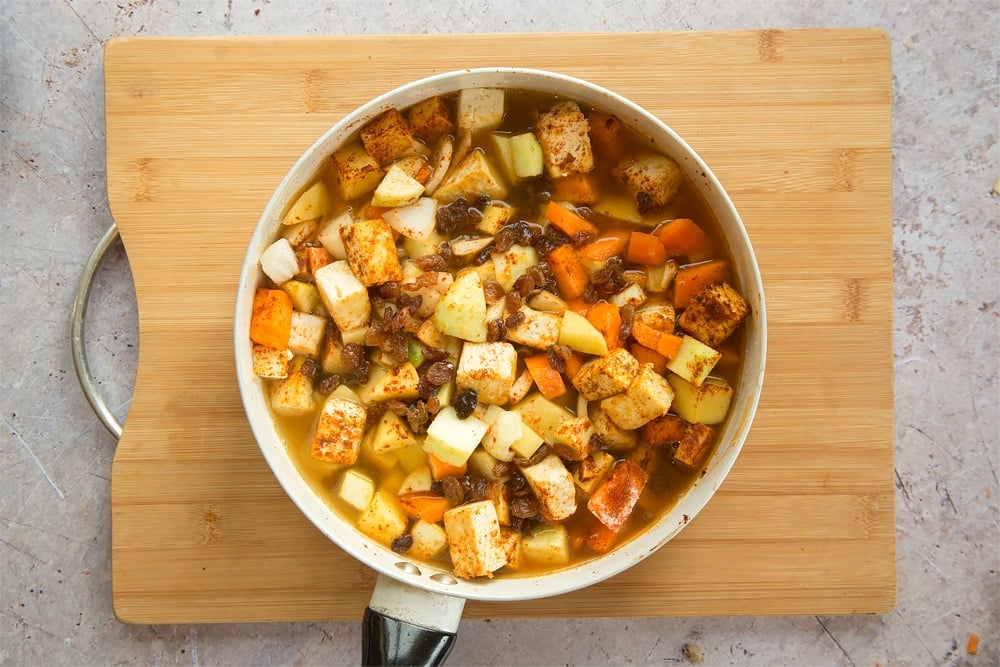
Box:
[677,282,750,347]
[360,108,415,166]
[586,459,649,532]
[644,414,688,446]
[673,422,716,469]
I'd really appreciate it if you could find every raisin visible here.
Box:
[299,358,319,380]
[486,319,508,343]
[391,534,414,554]
[317,374,342,395]
[385,399,410,416]
[618,303,635,342]
[422,346,449,362]
[589,433,609,451]
[441,476,465,506]
[505,291,522,313]
[426,395,441,414]
[510,496,540,519]
[471,241,495,266]
[341,343,366,373]
[492,461,514,478]
[504,310,526,329]
[636,191,654,214]
[406,400,430,434]
[546,344,571,373]
[424,361,455,386]
[483,280,506,304]
[414,254,448,271]
[453,389,478,419]
[378,281,400,299]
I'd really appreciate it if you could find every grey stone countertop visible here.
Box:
[2,1,997,665]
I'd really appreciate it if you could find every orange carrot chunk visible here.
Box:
[545,201,600,239]
[654,218,715,263]
[627,231,667,265]
[551,173,598,205]
[428,453,467,480]
[629,343,668,374]
[545,244,590,299]
[966,634,979,655]
[673,259,730,309]
[524,353,567,400]
[398,493,451,523]
[250,287,293,349]
[584,520,620,554]
[579,230,631,262]
[586,302,622,351]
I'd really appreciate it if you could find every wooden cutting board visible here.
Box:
[105,30,895,623]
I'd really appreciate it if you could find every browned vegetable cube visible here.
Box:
[331,142,382,201]
[586,459,648,532]
[614,153,682,214]
[677,282,750,347]
[339,218,404,286]
[360,108,415,165]
[644,414,688,446]
[535,101,595,179]
[673,422,715,469]
[406,96,456,143]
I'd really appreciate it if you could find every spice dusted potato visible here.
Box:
[601,363,675,430]
[571,347,640,401]
[360,108,415,166]
[339,218,404,287]
[310,394,367,464]
[331,142,383,201]
[406,96,456,143]
[457,342,518,406]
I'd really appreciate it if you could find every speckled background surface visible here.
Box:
[2,1,997,665]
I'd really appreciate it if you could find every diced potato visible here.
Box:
[485,480,512,525]
[332,141,383,201]
[592,191,642,225]
[667,375,734,425]
[400,270,453,319]
[415,317,450,349]
[337,469,375,512]
[589,402,637,450]
[645,259,678,293]
[252,344,292,379]
[371,164,425,208]
[269,356,316,417]
[316,211,353,260]
[614,153,683,214]
[283,181,331,226]
[433,148,508,203]
[282,219,319,248]
[409,519,449,561]
[492,244,539,292]
[340,324,368,346]
[383,196,438,242]
[677,282,750,347]
[468,448,508,483]
[558,310,609,356]
[635,304,676,335]
[310,394,367,464]
[287,311,326,357]
[457,88,505,132]
[499,528,525,570]
[394,443,429,473]
[488,132,517,182]
[357,490,408,547]
[456,341,518,406]
[406,96,455,143]
[367,362,421,402]
[359,426,398,473]
[608,281,647,309]
[360,108,415,166]
[423,406,489,466]
[665,335,722,387]
[477,201,513,235]
[340,218,404,287]
[443,500,507,579]
[534,101,594,179]
[391,154,432,184]
[314,260,370,331]
[571,347,640,401]
[586,459,648,532]
[674,422,716,469]
[281,280,321,313]
[433,269,488,343]
[573,450,615,494]
[551,416,593,461]
[372,409,420,454]
[514,392,575,445]
[601,363,675,430]
[510,421,545,459]
[520,455,576,523]
[505,306,561,350]
[260,237,298,285]
[450,237,493,258]
[511,132,544,178]
[398,465,433,495]
[480,405,522,461]
[521,525,571,566]
[527,290,568,314]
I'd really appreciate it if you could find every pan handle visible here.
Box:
[362,574,465,666]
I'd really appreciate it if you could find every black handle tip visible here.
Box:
[362,607,457,666]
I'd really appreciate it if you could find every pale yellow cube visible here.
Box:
[443,501,507,579]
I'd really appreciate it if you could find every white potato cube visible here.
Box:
[521,525,571,566]
[269,357,316,417]
[589,403,637,450]
[314,260,371,331]
[476,201,513,235]
[499,528,524,570]
[514,392,574,445]
[423,406,489,467]
[260,237,298,285]
[332,141,383,201]
[433,149,508,203]
[433,269,488,343]
[409,519,448,561]
[614,153,683,213]
[665,336,722,387]
[252,344,291,379]
[520,455,576,523]
[492,244,539,291]
[357,491,408,547]
[287,311,327,357]
[457,88,505,131]
[505,306,561,350]
[571,347,640,401]
[398,466,433,495]
[667,375,734,425]
[372,410,420,454]
[551,416,593,461]
[337,469,375,511]
[367,362,421,403]
[480,405,522,462]
[601,364,675,430]
[457,342,518,406]
[443,500,507,579]
[310,395,367,464]
[316,211,353,260]
[509,421,545,459]
[608,281,647,309]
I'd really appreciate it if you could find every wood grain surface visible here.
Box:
[105,30,895,623]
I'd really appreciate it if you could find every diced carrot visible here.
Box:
[564,296,592,315]
[629,343,668,374]
[673,259,730,308]
[579,230,631,262]
[966,633,979,655]
[551,173,598,205]
[644,414,688,446]
[586,302,622,351]
[524,353,567,400]
[627,231,667,265]
[546,244,590,299]
[365,205,392,219]
[428,453,467,480]
[654,218,715,263]
[584,520,619,554]
[545,201,600,239]
[305,246,333,274]
[656,333,683,359]
[632,322,683,359]
[588,111,626,161]
[250,288,293,350]
[398,493,451,523]
[563,352,585,380]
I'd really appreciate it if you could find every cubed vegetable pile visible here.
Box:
[249,87,750,579]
